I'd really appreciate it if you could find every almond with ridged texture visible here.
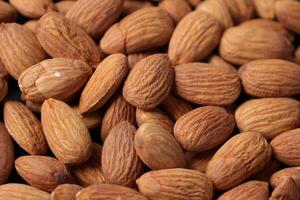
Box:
[136,168,213,200]
[275,0,300,35]
[9,0,55,19]
[168,11,223,64]
[270,168,300,191]
[55,1,76,14]
[15,156,75,192]
[0,76,7,101]
[174,63,241,106]
[19,58,92,104]
[73,107,102,130]
[102,121,143,186]
[0,184,50,200]
[0,23,47,80]
[174,106,235,152]
[206,132,272,190]
[100,7,174,54]
[79,54,129,113]
[0,123,14,184]
[36,12,101,68]
[134,123,186,170]
[223,0,255,24]
[196,0,233,28]
[270,177,299,200]
[253,0,276,19]
[123,0,153,16]
[123,54,173,109]
[235,98,300,140]
[41,99,92,165]
[70,143,106,186]
[76,184,148,200]
[239,59,300,97]
[0,1,17,23]
[3,101,48,155]
[101,93,136,141]
[23,20,38,33]
[51,184,82,200]
[66,0,123,39]
[159,0,191,24]
[217,181,269,200]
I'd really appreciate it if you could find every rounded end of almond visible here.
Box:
[100,24,126,54]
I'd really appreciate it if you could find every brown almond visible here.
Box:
[223,0,255,24]
[0,76,7,101]
[253,0,276,19]
[0,1,17,23]
[270,167,300,191]
[0,184,50,200]
[270,177,299,200]
[51,184,82,200]
[123,0,153,16]
[159,0,191,24]
[73,106,101,130]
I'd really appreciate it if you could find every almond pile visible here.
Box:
[0,0,300,200]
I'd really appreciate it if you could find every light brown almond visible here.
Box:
[159,0,191,24]
[0,184,50,200]
[270,177,299,200]
[51,184,82,200]
[0,1,17,23]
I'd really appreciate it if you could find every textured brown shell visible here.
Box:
[0,184,50,200]
[158,0,191,24]
[51,184,82,200]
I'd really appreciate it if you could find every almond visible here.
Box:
[136,168,213,200]
[51,184,82,200]
[0,1,17,23]
[123,54,174,109]
[223,0,255,24]
[55,1,76,14]
[0,76,7,101]
[0,184,50,200]
[206,132,272,190]
[15,155,75,192]
[253,0,276,19]
[23,20,38,33]
[134,122,186,170]
[159,0,191,24]
[235,98,300,140]
[36,12,101,68]
[186,150,216,173]
[0,23,47,80]
[239,59,300,97]
[79,54,129,113]
[174,62,241,106]
[270,177,299,200]
[65,0,124,39]
[102,121,143,186]
[19,58,92,103]
[270,167,300,191]
[73,106,102,130]
[100,7,174,54]
[123,0,153,16]
[41,98,92,165]
[168,11,223,64]
[3,101,48,155]
[174,106,235,152]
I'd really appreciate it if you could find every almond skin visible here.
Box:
[36,12,101,68]
[174,62,241,106]
[79,54,129,113]
[235,98,300,140]
[136,168,213,200]
[168,11,223,64]
[0,23,47,80]
[206,132,272,190]
[3,101,48,155]
[270,167,300,190]
[102,121,143,187]
[123,54,174,110]
[41,99,92,165]
[19,58,92,104]
[55,1,76,14]
[223,0,255,24]
[270,177,299,200]
[51,184,82,200]
[0,1,17,23]
[15,155,75,192]
[0,76,7,101]
[134,122,186,170]
[73,106,102,130]
[253,0,276,19]
[100,7,174,54]
[0,123,14,184]
[158,0,191,24]
[174,106,235,152]
[0,184,50,200]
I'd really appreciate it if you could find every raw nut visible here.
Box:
[3,101,48,155]
[158,0,191,24]
[26,100,42,113]
[73,106,102,130]
[0,123,14,184]
[168,11,223,64]
[185,0,202,7]
[101,92,136,141]
[70,143,106,186]
[235,98,300,140]
[219,23,294,65]
[196,0,233,28]
[55,1,76,14]
[123,0,153,16]
[136,168,213,200]
[206,132,272,190]
[79,54,129,113]
[19,58,92,104]
[207,54,236,70]
[76,184,148,200]
[123,54,174,110]
[15,155,75,192]
[102,121,143,186]
[41,98,92,165]
[0,184,50,200]
[51,184,82,200]
[174,106,235,152]
[186,150,216,173]
[217,181,269,200]
[23,20,38,33]
[223,0,255,24]
[0,23,47,80]
[275,0,300,34]
[66,0,124,39]
[270,177,299,200]
[127,51,155,68]
[0,1,17,23]
[270,167,300,191]
[100,7,174,54]
[253,159,281,182]
[271,128,300,166]
[253,0,276,19]
[36,12,101,68]
[174,62,241,106]
[0,76,7,101]
[239,59,300,97]
[134,122,186,170]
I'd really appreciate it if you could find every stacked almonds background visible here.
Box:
[0,0,300,199]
